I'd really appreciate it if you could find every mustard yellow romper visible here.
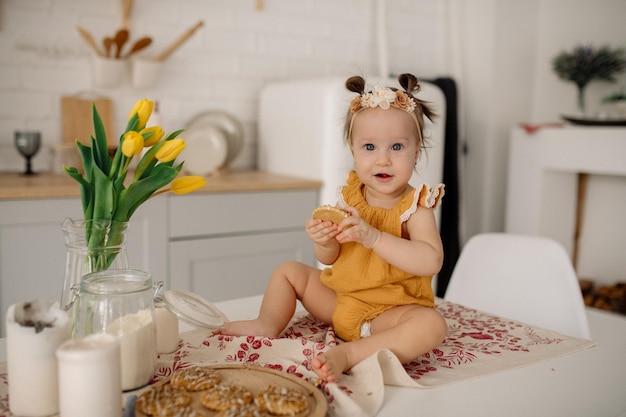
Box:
[320,171,445,342]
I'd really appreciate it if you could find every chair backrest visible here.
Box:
[444,233,591,339]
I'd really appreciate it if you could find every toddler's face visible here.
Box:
[349,107,420,200]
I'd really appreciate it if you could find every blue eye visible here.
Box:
[392,143,403,151]
[365,144,375,151]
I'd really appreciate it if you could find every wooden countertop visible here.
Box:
[0,170,322,200]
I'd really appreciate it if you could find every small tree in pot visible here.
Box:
[552,44,626,115]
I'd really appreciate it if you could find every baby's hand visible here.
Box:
[306,218,341,245]
[335,206,381,249]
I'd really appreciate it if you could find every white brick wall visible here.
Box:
[0,0,446,173]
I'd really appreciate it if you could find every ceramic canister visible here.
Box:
[6,300,70,416]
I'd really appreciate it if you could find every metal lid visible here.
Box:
[161,289,227,330]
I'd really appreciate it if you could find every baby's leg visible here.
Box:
[217,261,335,337]
[312,304,447,382]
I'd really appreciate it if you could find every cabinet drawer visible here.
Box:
[169,230,314,302]
[169,190,318,238]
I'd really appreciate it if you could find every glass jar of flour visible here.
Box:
[73,269,158,391]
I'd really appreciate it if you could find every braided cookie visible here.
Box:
[311,205,349,225]
[199,383,254,411]
[136,384,191,416]
[171,366,221,391]
[254,385,309,416]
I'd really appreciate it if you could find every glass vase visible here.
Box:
[60,218,129,312]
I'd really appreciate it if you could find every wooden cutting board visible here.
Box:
[60,95,116,147]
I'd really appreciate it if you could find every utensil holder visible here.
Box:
[92,55,128,88]
[132,58,162,89]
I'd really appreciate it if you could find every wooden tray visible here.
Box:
[135,365,327,417]
[561,114,626,126]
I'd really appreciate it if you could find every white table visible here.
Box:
[208,296,626,417]
[382,308,626,417]
[2,296,626,417]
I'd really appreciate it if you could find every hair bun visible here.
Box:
[398,73,420,94]
[345,76,366,94]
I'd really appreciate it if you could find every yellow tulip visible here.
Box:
[171,176,207,195]
[155,138,185,162]
[121,131,144,157]
[128,98,154,130]
[140,126,165,147]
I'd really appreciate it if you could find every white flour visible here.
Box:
[107,308,156,390]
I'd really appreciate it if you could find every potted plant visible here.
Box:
[552,44,626,115]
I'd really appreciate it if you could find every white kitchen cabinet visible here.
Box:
[0,198,167,337]
[168,189,317,302]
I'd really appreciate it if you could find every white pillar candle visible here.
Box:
[6,300,70,417]
[155,303,179,353]
[56,333,122,417]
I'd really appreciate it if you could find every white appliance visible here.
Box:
[258,77,447,220]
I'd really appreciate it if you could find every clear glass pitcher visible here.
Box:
[61,218,129,311]
[72,269,159,391]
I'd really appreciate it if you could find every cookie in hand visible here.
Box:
[311,205,349,225]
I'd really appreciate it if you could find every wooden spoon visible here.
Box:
[76,26,103,57]
[154,20,204,61]
[121,0,134,29]
[103,37,114,58]
[113,29,129,59]
[122,37,152,58]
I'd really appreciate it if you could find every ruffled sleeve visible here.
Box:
[400,183,445,223]
[417,183,445,208]
[337,171,362,209]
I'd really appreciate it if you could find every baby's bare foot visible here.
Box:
[312,346,350,383]
[212,319,279,337]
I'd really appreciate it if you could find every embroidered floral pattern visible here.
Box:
[145,302,573,386]
[402,301,568,379]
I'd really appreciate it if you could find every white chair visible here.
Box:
[444,233,591,339]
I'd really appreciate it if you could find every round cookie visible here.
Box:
[170,366,221,392]
[311,205,349,225]
[200,383,254,411]
[154,405,209,417]
[254,385,309,416]
[136,384,191,416]
[216,403,269,417]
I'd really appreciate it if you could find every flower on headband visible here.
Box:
[350,96,363,113]
[351,85,417,114]
[395,90,416,112]
[367,84,397,109]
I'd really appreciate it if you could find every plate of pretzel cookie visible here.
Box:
[134,364,327,417]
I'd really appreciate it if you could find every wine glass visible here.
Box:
[14,131,41,175]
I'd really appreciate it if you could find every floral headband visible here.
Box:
[347,84,422,143]
[350,84,417,113]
